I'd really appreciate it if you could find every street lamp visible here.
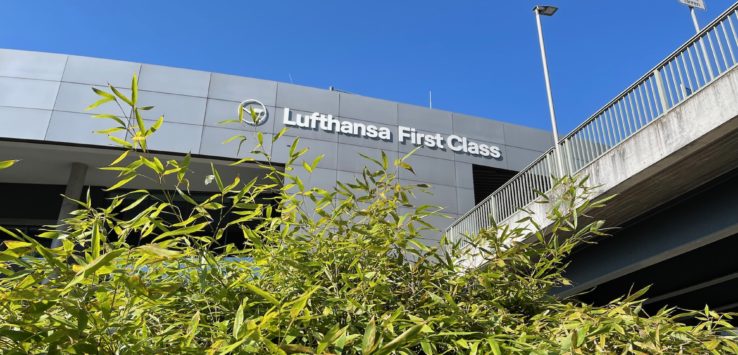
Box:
[533,5,566,177]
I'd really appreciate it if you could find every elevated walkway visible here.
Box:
[448,3,738,271]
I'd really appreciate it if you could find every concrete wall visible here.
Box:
[0,48,553,239]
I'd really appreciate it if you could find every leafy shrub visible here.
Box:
[0,77,736,354]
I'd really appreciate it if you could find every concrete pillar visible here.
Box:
[50,162,88,248]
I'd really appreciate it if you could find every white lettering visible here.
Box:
[447,135,464,152]
[280,108,500,159]
[283,108,296,126]
[366,124,378,138]
[378,127,391,140]
[398,126,412,143]
[340,121,353,134]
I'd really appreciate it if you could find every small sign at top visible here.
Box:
[679,0,706,10]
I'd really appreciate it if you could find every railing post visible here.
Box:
[563,139,574,175]
[490,197,498,223]
[653,69,670,113]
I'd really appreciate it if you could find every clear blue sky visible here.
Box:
[1,0,734,133]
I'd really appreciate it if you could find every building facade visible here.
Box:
[0,48,553,243]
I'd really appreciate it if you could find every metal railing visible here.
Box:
[447,2,738,245]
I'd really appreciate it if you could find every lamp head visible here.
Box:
[534,5,558,16]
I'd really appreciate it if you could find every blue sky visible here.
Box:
[1,0,734,133]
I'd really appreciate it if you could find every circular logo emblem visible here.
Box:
[239,99,268,126]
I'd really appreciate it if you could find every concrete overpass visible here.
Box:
[448,3,738,310]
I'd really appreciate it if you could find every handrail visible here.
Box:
[447,2,738,244]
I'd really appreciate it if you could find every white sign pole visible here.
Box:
[680,0,715,78]
[690,6,701,32]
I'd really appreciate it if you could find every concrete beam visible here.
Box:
[496,66,738,293]
[50,162,88,248]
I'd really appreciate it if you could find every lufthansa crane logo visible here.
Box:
[239,99,268,126]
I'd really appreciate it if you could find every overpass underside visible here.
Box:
[552,66,738,309]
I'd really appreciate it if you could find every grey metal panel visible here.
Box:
[0,77,60,110]
[338,93,398,125]
[398,181,459,214]
[454,161,474,189]
[137,91,206,126]
[0,107,52,140]
[453,143,508,169]
[337,145,398,173]
[46,111,125,146]
[276,83,339,114]
[403,211,455,244]
[204,98,276,134]
[452,113,506,144]
[62,55,141,88]
[503,122,554,152]
[398,104,453,134]
[337,122,399,151]
[199,126,273,160]
[272,108,339,142]
[271,136,338,170]
[398,130,455,160]
[456,187,476,215]
[398,154,456,186]
[336,170,365,185]
[144,120,203,154]
[138,64,210,97]
[0,49,67,81]
[505,146,544,171]
[208,73,277,106]
[290,166,338,191]
[54,82,131,115]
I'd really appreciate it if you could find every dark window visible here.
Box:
[471,165,517,204]
[0,183,278,254]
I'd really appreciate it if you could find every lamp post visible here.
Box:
[679,1,714,78]
[533,5,566,177]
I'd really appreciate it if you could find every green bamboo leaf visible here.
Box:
[120,194,148,212]
[302,161,313,173]
[152,222,209,242]
[288,286,319,319]
[272,127,288,142]
[362,318,377,354]
[92,113,126,127]
[131,73,138,105]
[3,240,32,249]
[375,324,423,355]
[244,283,279,305]
[110,85,133,106]
[421,341,433,355]
[136,244,180,258]
[92,87,115,99]
[185,311,200,347]
[222,134,246,145]
[0,160,19,170]
[79,249,126,278]
[90,223,101,260]
[85,96,114,111]
[311,154,324,170]
[134,108,146,133]
[108,135,133,148]
[316,324,346,354]
[233,298,247,338]
[149,115,164,133]
[95,127,124,134]
[211,163,224,191]
[105,174,136,191]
